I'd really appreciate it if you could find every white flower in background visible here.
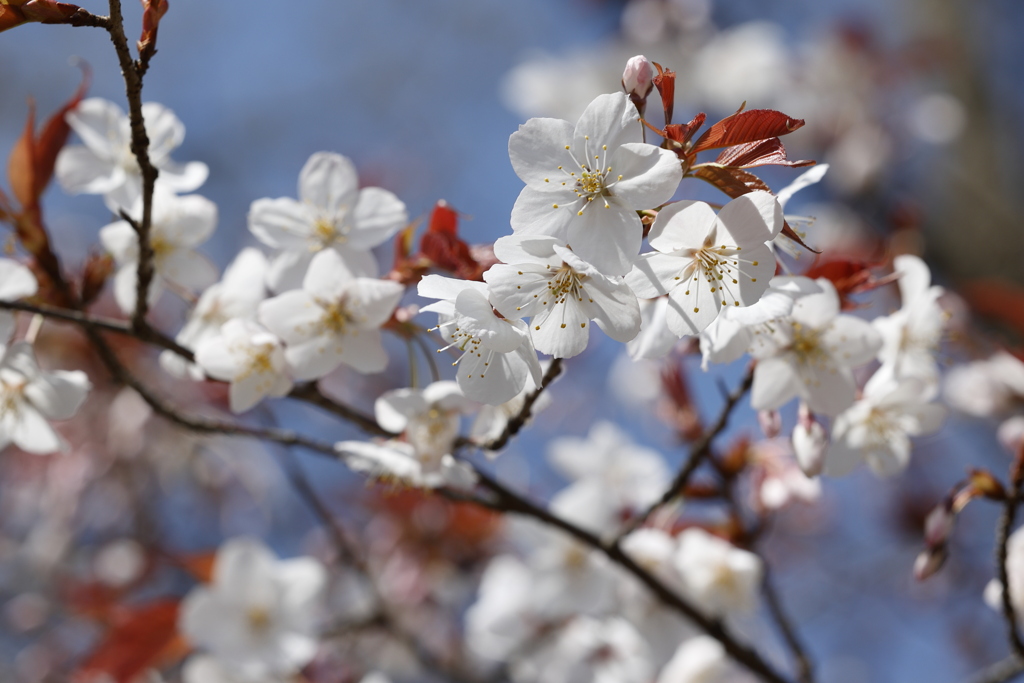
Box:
[748,437,821,509]
[249,152,407,291]
[418,275,543,405]
[179,537,325,680]
[656,636,734,683]
[99,187,218,314]
[484,235,641,359]
[791,402,828,477]
[338,439,476,490]
[508,91,681,276]
[626,192,784,337]
[0,342,90,454]
[465,554,539,666]
[259,249,403,381]
[674,528,762,617]
[182,655,288,683]
[0,259,39,344]
[749,279,881,416]
[160,248,270,380]
[692,21,790,113]
[56,98,208,211]
[943,352,1024,418]
[195,319,293,413]
[518,616,652,683]
[825,371,945,477]
[873,254,946,388]
[547,421,668,533]
[699,275,822,369]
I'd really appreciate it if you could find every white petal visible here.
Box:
[248,197,316,249]
[0,260,38,301]
[483,263,550,319]
[11,405,64,454]
[458,345,528,405]
[141,102,185,165]
[158,193,218,248]
[99,221,140,264]
[259,290,322,345]
[374,389,427,433]
[156,159,209,193]
[418,273,488,303]
[336,330,389,375]
[609,143,681,209]
[346,279,404,329]
[715,191,783,244]
[299,152,359,217]
[802,367,856,417]
[160,250,218,293]
[664,274,723,337]
[302,249,356,300]
[24,370,90,420]
[508,117,576,188]
[751,356,802,411]
[647,201,717,253]
[823,316,883,367]
[573,92,641,152]
[265,250,314,293]
[565,199,641,277]
[347,187,408,249]
[54,146,123,195]
[624,252,690,299]
[583,278,641,343]
[455,289,524,353]
[491,234,562,266]
[530,298,591,358]
[776,164,828,207]
[285,336,345,381]
[66,98,125,159]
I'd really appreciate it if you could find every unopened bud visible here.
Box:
[622,55,655,102]
[968,468,1006,501]
[914,546,947,581]
[923,503,954,547]
[758,410,781,439]
[792,403,827,476]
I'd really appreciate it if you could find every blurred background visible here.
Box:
[2,0,1024,681]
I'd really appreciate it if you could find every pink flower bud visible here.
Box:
[923,504,954,547]
[622,55,655,100]
[792,403,827,476]
[913,546,947,581]
[758,410,781,439]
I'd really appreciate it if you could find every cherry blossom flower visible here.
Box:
[182,655,288,683]
[791,402,828,476]
[508,91,681,276]
[656,637,734,683]
[470,364,552,450]
[259,249,404,381]
[160,248,270,380]
[418,275,543,405]
[626,297,678,360]
[179,537,325,679]
[873,254,946,388]
[547,421,668,533]
[772,163,829,260]
[99,187,218,314]
[673,528,762,617]
[943,352,1024,418]
[748,437,821,509]
[0,342,90,454]
[195,319,293,413]
[56,98,208,211]
[625,192,783,338]
[0,259,38,344]
[824,372,945,477]
[517,616,652,683]
[249,152,408,291]
[338,439,476,490]
[484,235,641,359]
[465,554,538,666]
[749,279,882,416]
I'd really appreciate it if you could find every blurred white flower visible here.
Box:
[0,342,90,454]
[56,98,208,211]
[944,352,1024,418]
[508,91,681,276]
[518,616,652,683]
[259,249,403,381]
[248,152,407,291]
[673,528,762,617]
[195,319,293,413]
[656,636,733,683]
[180,537,325,680]
[0,259,38,344]
[99,187,218,314]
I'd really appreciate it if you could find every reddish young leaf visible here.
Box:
[427,198,459,236]
[0,6,30,32]
[803,258,892,309]
[651,62,676,125]
[714,138,815,169]
[74,600,189,683]
[418,200,483,281]
[691,165,771,198]
[1,0,86,29]
[138,0,169,63]
[8,100,36,209]
[174,551,217,583]
[33,64,90,201]
[778,221,819,254]
[660,362,702,442]
[691,109,805,154]
[961,278,1024,346]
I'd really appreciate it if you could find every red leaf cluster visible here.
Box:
[0,0,87,32]
[138,0,169,64]
[74,600,189,683]
[389,200,488,285]
[804,258,894,310]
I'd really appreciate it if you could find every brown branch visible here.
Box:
[103,0,160,330]
[471,468,795,683]
[616,365,754,540]
[964,655,1024,683]
[471,358,564,452]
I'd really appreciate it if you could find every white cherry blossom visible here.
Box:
[160,248,270,380]
[0,259,39,344]
[470,364,552,451]
[873,254,946,388]
[508,91,681,276]
[338,439,476,490]
[749,279,882,416]
[99,187,218,314]
[0,342,90,454]
[484,235,641,359]
[179,537,325,680]
[249,152,407,291]
[943,352,1024,418]
[656,637,734,683]
[517,616,652,683]
[195,319,293,413]
[465,554,537,666]
[182,655,288,683]
[673,528,762,617]
[374,380,473,463]
[259,249,403,381]
[56,98,208,211]
[825,371,946,477]
[625,192,783,337]
[418,275,543,405]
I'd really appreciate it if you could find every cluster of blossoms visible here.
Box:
[0,23,1010,680]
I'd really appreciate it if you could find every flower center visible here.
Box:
[312,215,348,250]
[318,298,354,334]
[0,376,26,417]
[246,606,272,634]
[546,263,587,305]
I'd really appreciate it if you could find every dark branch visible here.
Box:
[964,655,1024,683]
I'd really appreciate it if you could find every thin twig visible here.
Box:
[616,365,754,540]
[964,655,1024,683]
[473,358,564,452]
[762,568,814,683]
[103,0,160,330]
